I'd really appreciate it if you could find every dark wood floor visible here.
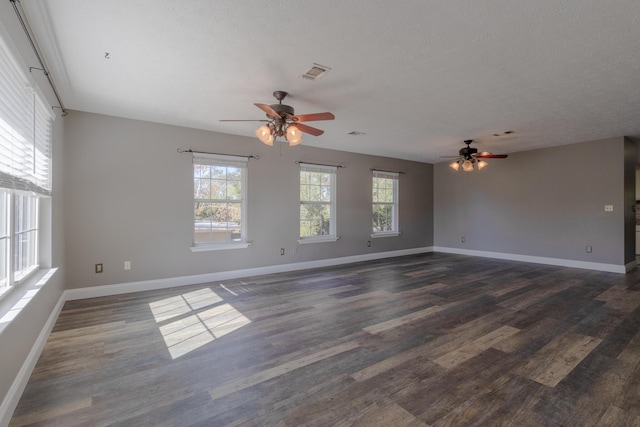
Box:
[9,253,640,426]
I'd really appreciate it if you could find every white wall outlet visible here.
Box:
[280,248,285,256]
[124,261,131,270]
[461,237,466,243]
[95,263,103,273]
[604,205,614,212]
[586,246,592,253]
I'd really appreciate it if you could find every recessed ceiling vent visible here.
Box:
[348,131,366,136]
[302,63,331,80]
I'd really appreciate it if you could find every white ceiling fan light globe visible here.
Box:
[255,125,274,146]
[286,124,303,146]
[461,159,474,172]
[477,160,488,170]
[449,161,460,171]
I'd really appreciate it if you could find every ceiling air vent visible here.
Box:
[302,63,331,80]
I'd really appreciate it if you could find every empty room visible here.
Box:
[1,1,640,426]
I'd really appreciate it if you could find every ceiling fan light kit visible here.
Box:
[222,91,335,147]
[447,140,508,172]
[255,125,274,146]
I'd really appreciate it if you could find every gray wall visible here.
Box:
[0,3,67,411]
[434,137,626,265]
[63,111,434,289]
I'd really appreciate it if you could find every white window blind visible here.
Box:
[0,34,53,196]
[372,170,399,180]
[193,153,248,169]
[299,163,337,174]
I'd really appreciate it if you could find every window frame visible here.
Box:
[298,163,338,244]
[190,153,249,252]
[372,170,400,238]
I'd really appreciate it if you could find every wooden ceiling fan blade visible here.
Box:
[292,112,335,122]
[475,154,508,158]
[254,103,282,119]
[294,123,324,136]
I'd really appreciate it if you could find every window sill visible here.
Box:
[298,236,339,244]
[0,268,58,336]
[371,231,401,238]
[190,242,251,252]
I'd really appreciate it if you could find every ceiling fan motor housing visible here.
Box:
[270,103,295,118]
[459,146,477,159]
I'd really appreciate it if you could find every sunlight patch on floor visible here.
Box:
[149,288,251,359]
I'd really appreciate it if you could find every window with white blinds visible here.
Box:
[0,33,53,195]
[0,29,53,296]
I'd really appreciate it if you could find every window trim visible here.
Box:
[191,153,249,251]
[372,170,399,236]
[299,163,337,243]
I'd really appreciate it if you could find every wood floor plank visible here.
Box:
[208,341,360,401]
[348,402,428,427]
[362,304,446,334]
[513,332,603,387]
[433,324,520,369]
[596,284,640,312]
[8,397,92,426]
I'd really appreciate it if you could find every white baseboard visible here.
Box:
[66,246,435,300]
[0,293,66,427]
[433,246,628,274]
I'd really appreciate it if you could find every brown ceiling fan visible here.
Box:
[444,140,508,171]
[220,91,335,146]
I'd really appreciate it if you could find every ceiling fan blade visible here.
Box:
[292,112,335,122]
[294,122,324,136]
[219,119,270,122]
[475,154,508,158]
[440,156,462,158]
[254,103,282,119]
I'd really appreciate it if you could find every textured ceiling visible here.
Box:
[19,0,640,163]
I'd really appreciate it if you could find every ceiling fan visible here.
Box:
[444,140,508,171]
[220,91,335,146]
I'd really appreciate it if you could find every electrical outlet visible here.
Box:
[124,261,131,270]
[461,237,466,243]
[367,240,371,247]
[604,205,614,212]
[280,248,285,256]
[586,246,592,253]
[95,263,103,273]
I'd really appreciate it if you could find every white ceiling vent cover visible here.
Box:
[301,63,331,80]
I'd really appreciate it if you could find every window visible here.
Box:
[299,163,337,242]
[14,194,38,281]
[0,31,53,297]
[372,170,399,236]
[192,153,248,250]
